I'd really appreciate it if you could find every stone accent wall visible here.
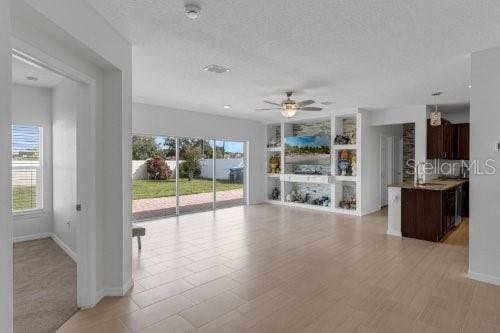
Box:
[403,123,415,181]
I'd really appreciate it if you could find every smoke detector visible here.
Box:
[203,64,230,74]
[185,4,201,19]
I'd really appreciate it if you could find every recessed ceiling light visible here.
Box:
[223,105,231,109]
[26,76,38,81]
[468,85,472,89]
[203,64,230,74]
[185,4,201,19]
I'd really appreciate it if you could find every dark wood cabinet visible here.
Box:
[402,189,444,242]
[461,182,469,217]
[454,123,470,160]
[427,119,470,160]
[402,188,457,242]
[427,119,454,160]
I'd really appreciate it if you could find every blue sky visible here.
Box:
[154,136,244,153]
[12,125,40,153]
[285,135,330,147]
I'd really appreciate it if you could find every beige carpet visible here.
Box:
[14,238,77,333]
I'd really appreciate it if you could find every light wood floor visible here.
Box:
[59,205,500,333]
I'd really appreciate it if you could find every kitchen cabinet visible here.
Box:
[427,119,470,160]
[461,182,469,217]
[454,123,470,160]
[427,119,454,159]
[401,187,458,242]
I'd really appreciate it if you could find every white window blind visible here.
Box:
[12,125,43,212]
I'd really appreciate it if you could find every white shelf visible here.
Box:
[332,207,359,215]
[335,175,358,182]
[282,201,332,212]
[267,173,281,178]
[281,174,333,184]
[333,144,357,150]
[266,199,282,205]
[265,114,362,216]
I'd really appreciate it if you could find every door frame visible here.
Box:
[12,39,97,308]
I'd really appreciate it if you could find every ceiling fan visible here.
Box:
[256,91,323,118]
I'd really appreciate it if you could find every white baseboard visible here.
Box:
[97,278,134,300]
[387,228,402,237]
[13,232,52,243]
[468,270,500,286]
[14,232,78,263]
[51,233,77,262]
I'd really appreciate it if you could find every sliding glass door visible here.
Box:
[132,135,246,221]
[132,135,177,220]
[215,140,246,209]
[178,138,214,215]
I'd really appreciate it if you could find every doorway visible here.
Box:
[11,47,95,331]
[379,125,404,208]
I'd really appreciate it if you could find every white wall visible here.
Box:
[12,84,53,239]
[0,0,13,330]
[11,0,133,308]
[52,78,77,253]
[361,105,427,214]
[469,46,500,285]
[442,110,470,124]
[133,103,266,204]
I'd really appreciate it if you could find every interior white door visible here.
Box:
[380,136,388,207]
[396,137,404,182]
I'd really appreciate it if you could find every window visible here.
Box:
[12,125,43,213]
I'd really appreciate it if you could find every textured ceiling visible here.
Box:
[85,0,500,122]
[12,56,63,88]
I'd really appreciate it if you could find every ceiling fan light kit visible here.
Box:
[281,104,297,118]
[257,91,323,119]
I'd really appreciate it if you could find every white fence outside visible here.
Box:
[12,161,39,186]
[132,158,243,180]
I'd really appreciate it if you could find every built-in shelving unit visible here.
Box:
[265,113,362,215]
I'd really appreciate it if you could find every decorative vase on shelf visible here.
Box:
[338,150,350,176]
[269,155,280,173]
[351,155,357,176]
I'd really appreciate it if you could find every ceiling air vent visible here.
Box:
[203,64,230,74]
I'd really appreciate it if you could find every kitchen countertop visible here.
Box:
[388,178,468,191]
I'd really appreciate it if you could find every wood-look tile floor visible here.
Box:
[59,205,500,333]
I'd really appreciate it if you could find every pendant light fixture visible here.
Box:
[430,92,442,126]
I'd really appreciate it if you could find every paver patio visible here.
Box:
[133,189,244,220]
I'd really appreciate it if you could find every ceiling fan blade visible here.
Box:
[298,107,323,111]
[296,100,315,107]
[264,101,281,106]
[256,108,281,111]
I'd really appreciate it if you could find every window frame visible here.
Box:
[12,124,44,215]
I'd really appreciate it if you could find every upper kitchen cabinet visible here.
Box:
[427,119,469,160]
[454,123,470,160]
[427,118,454,159]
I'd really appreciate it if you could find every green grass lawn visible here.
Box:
[12,185,37,211]
[133,178,243,200]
